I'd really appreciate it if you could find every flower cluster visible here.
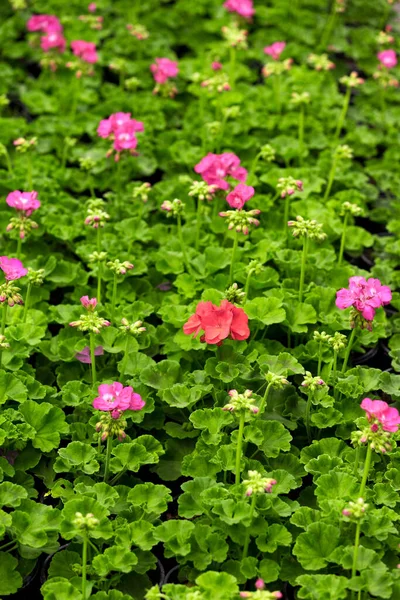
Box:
[195,153,247,190]
[243,471,277,496]
[219,208,261,235]
[340,201,364,217]
[352,399,400,453]
[201,72,231,93]
[183,300,250,344]
[126,23,149,40]
[224,282,246,305]
[223,0,255,19]
[342,498,368,520]
[307,53,335,71]
[377,49,397,68]
[226,183,255,209]
[290,91,311,106]
[221,24,248,50]
[132,182,152,204]
[262,58,293,78]
[71,40,98,64]
[69,296,110,334]
[277,177,303,198]
[97,112,144,161]
[188,181,217,202]
[334,144,353,160]
[301,371,326,391]
[264,42,286,61]
[84,199,110,228]
[240,579,282,599]
[0,257,28,281]
[336,276,392,326]
[340,71,364,88]
[223,389,259,414]
[120,318,146,337]
[6,190,40,239]
[288,216,326,241]
[150,58,179,97]
[161,198,185,216]
[107,259,134,275]
[93,382,145,419]
[72,512,99,530]
[27,14,66,62]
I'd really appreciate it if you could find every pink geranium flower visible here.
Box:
[75,345,104,363]
[194,152,248,190]
[264,42,286,61]
[226,183,254,209]
[80,296,97,310]
[183,300,250,345]
[223,0,255,19]
[88,2,97,11]
[150,58,179,84]
[212,61,223,71]
[0,257,28,281]
[361,398,400,433]
[6,191,41,216]
[93,382,145,418]
[97,113,144,160]
[113,123,139,152]
[336,276,392,322]
[71,40,98,64]
[377,49,397,69]
[40,30,66,53]
[27,15,62,33]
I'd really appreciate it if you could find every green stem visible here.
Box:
[380,85,387,131]
[229,46,237,90]
[3,148,13,177]
[274,73,282,114]
[0,539,16,552]
[235,412,246,485]
[111,272,118,321]
[195,199,202,251]
[27,152,33,189]
[351,521,361,590]
[341,327,357,373]
[97,264,102,303]
[96,225,101,253]
[16,236,22,259]
[333,350,338,381]
[81,533,88,600]
[1,304,7,336]
[353,445,360,477]
[298,104,305,167]
[177,214,190,272]
[116,157,123,207]
[121,336,129,376]
[359,444,372,499]
[242,494,257,561]
[61,142,68,177]
[259,381,273,415]
[305,391,313,443]
[69,75,79,121]
[89,179,95,199]
[299,236,309,303]
[338,212,349,266]
[317,340,323,376]
[199,93,207,154]
[89,333,97,387]
[109,467,127,486]
[103,435,113,482]
[229,231,238,284]
[249,152,261,181]
[22,282,32,323]
[319,3,337,50]
[323,153,338,202]
[283,194,291,234]
[334,86,351,141]
[244,270,252,301]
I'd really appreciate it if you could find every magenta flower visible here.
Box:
[226,183,254,209]
[377,49,397,69]
[71,40,98,64]
[27,15,62,33]
[88,2,97,11]
[361,398,400,433]
[194,152,248,191]
[336,276,392,322]
[80,296,97,311]
[75,345,104,363]
[264,41,286,61]
[40,30,66,53]
[0,257,28,281]
[6,191,41,217]
[97,113,144,160]
[223,0,255,19]
[93,382,145,417]
[212,61,223,71]
[150,58,179,84]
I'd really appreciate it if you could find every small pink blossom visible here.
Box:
[80,296,97,310]
[194,152,248,191]
[150,58,179,84]
[0,257,28,281]
[264,41,286,61]
[93,382,145,415]
[212,61,223,71]
[377,49,397,69]
[88,2,97,11]
[113,123,139,152]
[6,191,40,216]
[40,30,66,52]
[75,345,104,363]
[336,276,392,322]
[71,40,98,64]
[226,183,254,209]
[255,579,265,590]
[223,0,255,19]
[361,398,400,433]
[27,15,62,33]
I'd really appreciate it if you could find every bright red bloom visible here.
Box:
[183,300,250,345]
[361,398,400,433]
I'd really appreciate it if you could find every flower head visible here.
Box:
[0,257,28,281]
[223,0,255,19]
[264,41,286,61]
[71,40,98,64]
[243,470,277,496]
[150,58,178,84]
[342,498,368,521]
[336,277,392,325]
[361,398,400,433]
[97,113,144,160]
[226,183,255,209]
[377,49,397,69]
[6,191,40,216]
[93,382,145,417]
[80,296,97,311]
[194,152,247,190]
[277,176,303,198]
[212,61,223,71]
[27,15,62,33]
[183,300,250,345]
[223,389,259,414]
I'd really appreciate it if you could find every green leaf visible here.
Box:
[190,408,233,445]
[110,440,161,474]
[245,297,286,325]
[296,574,348,599]
[0,552,23,595]
[127,483,171,517]
[0,371,27,403]
[19,401,69,452]
[284,302,317,333]
[48,550,81,580]
[60,497,112,540]
[196,571,239,600]
[258,352,305,376]
[92,546,138,577]
[315,472,359,501]
[12,499,61,549]
[154,520,195,557]
[178,477,220,518]
[256,523,292,553]
[254,420,292,457]
[0,481,28,507]
[41,577,83,600]
[259,558,280,583]
[54,441,100,475]
[140,360,180,389]
[293,522,340,570]
[115,521,156,552]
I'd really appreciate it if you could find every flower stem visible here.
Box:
[353,445,360,477]
[26,152,33,189]
[317,340,323,376]
[111,272,118,321]
[259,381,273,416]
[283,194,291,235]
[244,270,252,301]
[334,86,351,141]
[274,73,282,114]
[242,494,257,561]
[248,152,261,182]
[103,434,113,483]
[299,235,309,303]
[195,199,202,251]
[22,282,32,324]
[359,444,372,498]
[121,336,129,376]
[323,153,338,202]
[338,212,349,266]
[3,148,13,177]
[351,520,361,591]
[1,304,7,337]
[305,391,313,443]
[319,3,337,50]
[89,332,97,387]
[16,236,22,259]
[229,46,237,90]
[69,75,80,121]
[333,350,338,381]
[229,231,238,284]
[81,533,88,600]
[177,214,190,272]
[96,227,102,303]
[235,412,246,485]
[341,327,357,373]
[298,104,305,167]
[116,157,123,208]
